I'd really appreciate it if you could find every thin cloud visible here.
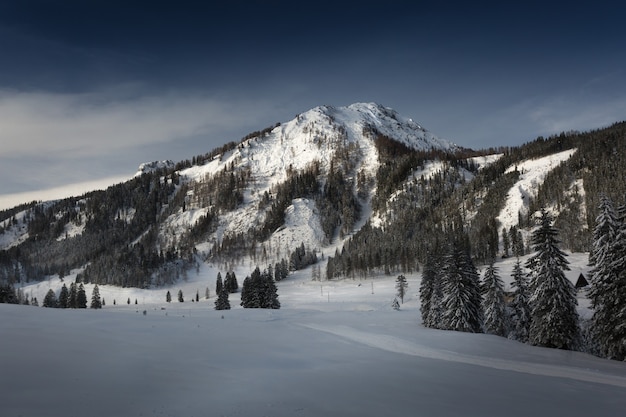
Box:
[0,90,274,158]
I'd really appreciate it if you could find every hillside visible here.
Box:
[0,103,625,291]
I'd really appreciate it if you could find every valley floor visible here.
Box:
[3,255,626,417]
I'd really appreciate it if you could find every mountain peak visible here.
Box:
[297,102,458,152]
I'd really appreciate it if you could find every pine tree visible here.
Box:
[58,283,69,309]
[177,290,184,303]
[224,271,239,293]
[90,284,102,309]
[526,209,579,350]
[166,290,171,303]
[214,287,231,310]
[481,262,507,336]
[440,238,483,333]
[395,274,408,304]
[68,282,77,308]
[509,259,531,342]
[195,290,199,302]
[392,298,400,310]
[205,287,210,299]
[589,197,626,360]
[420,251,440,327]
[43,289,58,308]
[216,272,223,295]
[76,283,88,308]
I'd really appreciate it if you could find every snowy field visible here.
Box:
[3,253,626,417]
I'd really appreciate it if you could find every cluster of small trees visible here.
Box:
[420,209,580,350]
[240,267,280,309]
[42,282,103,309]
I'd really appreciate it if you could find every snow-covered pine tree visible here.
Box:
[526,208,579,350]
[260,269,280,309]
[58,283,69,309]
[76,283,88,309]
[166,290,171,303]
[214,287,231,310]
[392,298,400,310]
[224,271,238,293]
[481,262,507,336]
[419,251,440,327]
[43,288,57,308]
[440,238,483,333]
[216,272,223,295]
[90,284,102,309]
[177,290,184,302]
[589,196,626,360]
[509,259,531,342]
[68,282,77,308]
[395,274,408,304]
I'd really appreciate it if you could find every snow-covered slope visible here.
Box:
[497,148,578,232]
[164,103,457,254]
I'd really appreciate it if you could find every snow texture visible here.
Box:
[6,252,626,417]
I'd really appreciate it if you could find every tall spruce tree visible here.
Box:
[481,262,507,336]
[526,209,579,349]
[420,250,440,327]
[43,288,58,308]
[214,287,231,310]
[90,284,102,309]
[216,272,223,295]
[509,259,531,342]
[58,283,69,309]
[440,237,483,333]
[68,282,77,308]
[76,283,88,309]
[588,197,626,360]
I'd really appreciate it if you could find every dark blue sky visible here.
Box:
[1,0,625,205]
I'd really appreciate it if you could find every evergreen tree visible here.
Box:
[68,282,77,308]
[76,283,88,308]
[205,287,210,299]
[43,288,58,308]
[420,251,440,327]
[509,259,531,342]
[166,290,171,303]
[214,287,231,310]
[481,262,507,336]
[224,271,239,293]
[195,290,199,302]
[526,209,579,349]
[127,297,131,305]
[58,283,69,309]
[395,274,408,304]
[440,238,483,333]
[216,272,223,295]
[392,298,400,310]
[177,290,184,302]
[588,197,626,360]
[90,284,102,309]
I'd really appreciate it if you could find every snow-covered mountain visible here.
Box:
[0,104,625,289]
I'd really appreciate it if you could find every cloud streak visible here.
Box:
[0,90,274,158]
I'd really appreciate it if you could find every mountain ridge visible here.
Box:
[1,103,625,289]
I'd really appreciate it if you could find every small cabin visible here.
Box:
[575,273,589,289]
